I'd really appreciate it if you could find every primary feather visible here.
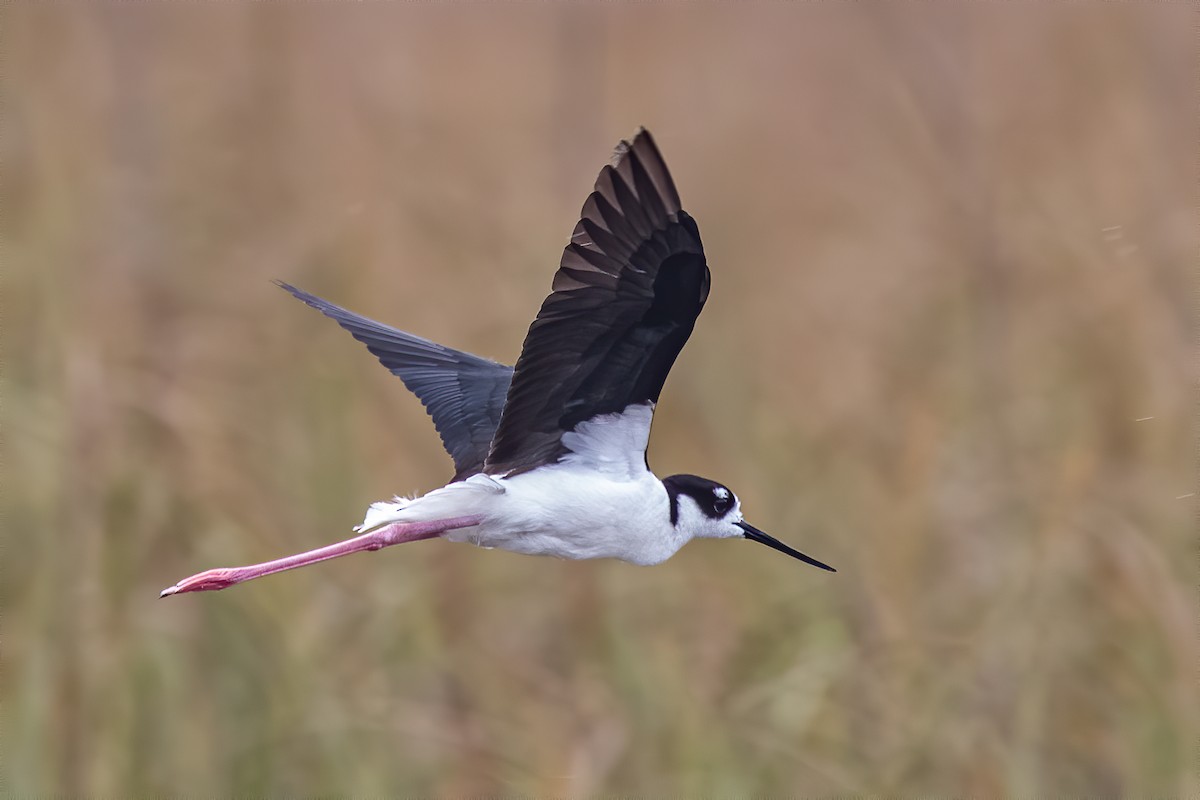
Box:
[484,128,709,476]
[277,281,512,479]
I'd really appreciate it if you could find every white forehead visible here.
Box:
[714,487,730,500]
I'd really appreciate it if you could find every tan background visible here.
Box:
[5,3,1195,796]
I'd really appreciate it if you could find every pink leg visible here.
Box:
[159,515,483,597]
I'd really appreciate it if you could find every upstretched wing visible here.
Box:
[484,129,709,476]
[277,282,512,480]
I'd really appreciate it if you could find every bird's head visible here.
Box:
[662,474,835,572]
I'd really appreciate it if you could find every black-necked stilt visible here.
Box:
[161,128,834,598]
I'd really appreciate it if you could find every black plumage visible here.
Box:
[662,474,734,526]
[278,129,708,480]
[484,128,709,475]
[277,282,512,480]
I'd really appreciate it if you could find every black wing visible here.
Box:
[277,282,512,480]
[484,129,709,475]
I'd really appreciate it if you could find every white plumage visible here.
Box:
[353,403,737,566]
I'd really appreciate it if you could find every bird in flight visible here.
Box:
[161,128,834,597]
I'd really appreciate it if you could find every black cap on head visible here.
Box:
[663,474,736,525]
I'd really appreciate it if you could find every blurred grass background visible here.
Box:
[3,2,1195,796]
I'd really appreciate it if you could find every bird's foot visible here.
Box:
[160,567,243,597]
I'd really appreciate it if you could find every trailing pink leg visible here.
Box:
[159,515,483,597]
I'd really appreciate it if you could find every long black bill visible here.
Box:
[736,522,836,572]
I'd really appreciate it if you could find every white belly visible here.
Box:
[362,404,687,565]
[444,465,684,566]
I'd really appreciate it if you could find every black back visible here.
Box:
[278,282,512,480]
[484,129,709,475]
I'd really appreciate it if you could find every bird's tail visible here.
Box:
[354,473,505,533]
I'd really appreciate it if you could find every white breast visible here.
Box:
[444,464,685,565]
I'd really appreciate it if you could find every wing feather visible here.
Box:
[277,282,512,479]
[485,129,709,475]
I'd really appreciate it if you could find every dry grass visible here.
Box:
[4,3,1195,796]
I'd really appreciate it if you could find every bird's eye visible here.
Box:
[712,490,732,514]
